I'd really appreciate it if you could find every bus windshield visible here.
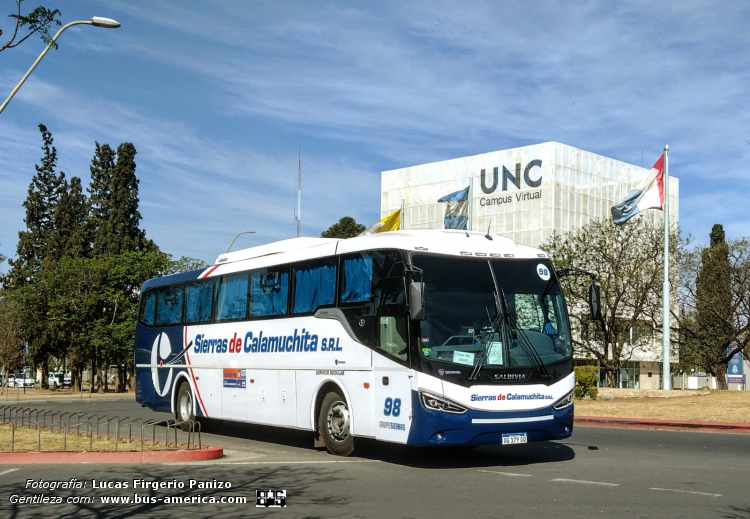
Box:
[413,255,572,368]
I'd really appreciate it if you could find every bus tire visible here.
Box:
[318,390,354,456]
[175,381,195,431]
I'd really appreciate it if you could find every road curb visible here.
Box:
[0,445,223,464]
[575,415,750,434]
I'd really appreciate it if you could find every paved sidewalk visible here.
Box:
[575,415,750,434]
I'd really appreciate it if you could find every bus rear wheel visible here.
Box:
[175,382,195,431]
[318,390,354,456]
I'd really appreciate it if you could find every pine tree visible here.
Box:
[694,224,733,389]
[108,142,148,253]
[321,216,366,239]
[87,142,116,256]
[5,123,66,288]
[50,176,90,261]
[88,142,151,255]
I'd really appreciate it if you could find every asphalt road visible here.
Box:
[1,397,748,518]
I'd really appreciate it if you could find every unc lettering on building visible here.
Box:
[480,159,543,194]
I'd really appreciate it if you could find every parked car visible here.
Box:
[48,372,72,388]
[8,373,35,388]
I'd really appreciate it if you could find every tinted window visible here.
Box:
[337,250,407,360]
[185,281,214,324]
[339,250,404,305]
[292,258,337,314]
[140,289,157,325]
[156,286,183,326]
[249,268,289,317]
[216,273,248,321]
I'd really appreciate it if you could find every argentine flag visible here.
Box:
[611,154,664,225]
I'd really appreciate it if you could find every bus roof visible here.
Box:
[213,229,547,267]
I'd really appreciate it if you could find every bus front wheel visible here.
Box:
[175,382,195,431]
[318,390,354,456]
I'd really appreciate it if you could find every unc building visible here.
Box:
[380,141,679,389]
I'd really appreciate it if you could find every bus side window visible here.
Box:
[249,268,289,317]
[292,258,337,314]
[156,285,183,326]
[185,281,214,324]
[215,274,249,321]
[140,289,157,326]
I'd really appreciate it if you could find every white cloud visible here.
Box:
[2,0,750,270]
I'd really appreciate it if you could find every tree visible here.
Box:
[50,176,90,261]
[2,123,68,389]
[676,226,750,389]
[0,1,61,53]
[167,256,210,274]
[108,143,149,253]
[0,291,23,394]
[87,142,115,256]
[321,217,366,239]
[5,123,66,288]
[87,142,153,255]
[542,216,676,387]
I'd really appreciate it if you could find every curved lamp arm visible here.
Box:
[0,17,120,115]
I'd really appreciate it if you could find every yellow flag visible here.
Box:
[361,209,401,235]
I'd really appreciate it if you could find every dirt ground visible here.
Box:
[575,391,750,423]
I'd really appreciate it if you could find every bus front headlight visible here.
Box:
[552,390,574,411]
[419,392,468,414]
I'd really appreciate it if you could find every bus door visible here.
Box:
[374,313,412,444]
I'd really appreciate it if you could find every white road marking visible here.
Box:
[650,488,722,498]
[551,478,619,487]
[221,460,380,465]
[0,469,19,477]
[478,470,532,477]
[165,460,381,466]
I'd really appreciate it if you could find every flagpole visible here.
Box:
[662,145,670,390]
[468,177,474,231]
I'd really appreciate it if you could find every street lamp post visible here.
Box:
[0,16,120,115]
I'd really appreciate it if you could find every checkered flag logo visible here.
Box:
[256,490,286,507]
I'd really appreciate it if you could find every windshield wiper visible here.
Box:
[468,305,503,380]
[469,262,508,381]
[501,291,551,381]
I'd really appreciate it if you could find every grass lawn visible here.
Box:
[0,424,190,452]
[575,391,750,423]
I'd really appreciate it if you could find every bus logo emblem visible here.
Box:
[151,332,174,397]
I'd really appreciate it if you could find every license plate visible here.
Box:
[501,433,527,445]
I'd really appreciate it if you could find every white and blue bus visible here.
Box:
[135,229,597,455]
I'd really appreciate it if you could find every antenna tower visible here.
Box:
[296,146,302,237]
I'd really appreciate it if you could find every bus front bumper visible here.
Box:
[406,391,574,446]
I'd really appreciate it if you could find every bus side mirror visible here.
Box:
[588,284,602,321]
[409,281,426,321]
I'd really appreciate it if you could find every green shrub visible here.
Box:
[574,365,599,400]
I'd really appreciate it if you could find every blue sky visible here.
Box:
[1,0,749,268]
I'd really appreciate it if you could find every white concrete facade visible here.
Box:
[381,141,678,248]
